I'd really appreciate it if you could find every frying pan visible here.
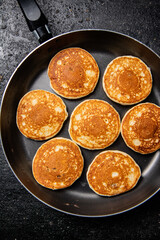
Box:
[1,0,160,217]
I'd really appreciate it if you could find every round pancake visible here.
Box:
[121,103,160,154]
[103,56,152,105]
[16,90,68,140]
[69,99,120,149]
[48,47,99,99]
[87,150,141,196]
[32,138,84,190]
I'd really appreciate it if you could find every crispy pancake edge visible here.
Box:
[16,89,68,141]
[48,47,100,99]
[102,56,152,105]
[32,137,84,190]
[121,102,160,154]
[68,99,121,150]
[86,150,141,196]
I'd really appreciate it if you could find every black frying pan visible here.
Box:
[1,0,160,217]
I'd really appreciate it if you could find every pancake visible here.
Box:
[87,150,141,196]
[103,56,152,105]
[121,103,160,154]
[69,99,120,149]
[48,47,99,99]
[16,90,68,140]
[32,138,84,190]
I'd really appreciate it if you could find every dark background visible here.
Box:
[0,0,160,239]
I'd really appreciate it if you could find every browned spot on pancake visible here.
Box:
[32,138,84,190]
[103,56,152,105]
[69,99,120,149]
[82,116,107,137]
[48,48,99,99]
[28,105,51,125]
[118,70,139,92]
[62,61,85,87]
[16,90,68,140]
[121,103,160,154]
[87,150,141,196]
[137,117,157,139]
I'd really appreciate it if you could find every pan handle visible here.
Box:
[17,0,52,43]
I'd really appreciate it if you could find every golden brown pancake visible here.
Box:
[121,103,160,154]
[48,47,99,99]
[69,99,120,149]
[103,56,152,105]
[32,138,84,190]
[87,150,141,196]
[16,90,68,140]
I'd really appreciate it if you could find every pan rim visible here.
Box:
[1,139,159,217]
[0,29,160,217]
[1,29,160,109]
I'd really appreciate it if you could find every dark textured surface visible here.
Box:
[0,0,160,239]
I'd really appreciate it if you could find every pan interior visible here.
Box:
[1,30,160,216]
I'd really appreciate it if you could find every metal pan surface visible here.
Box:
[1,30,160,217]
